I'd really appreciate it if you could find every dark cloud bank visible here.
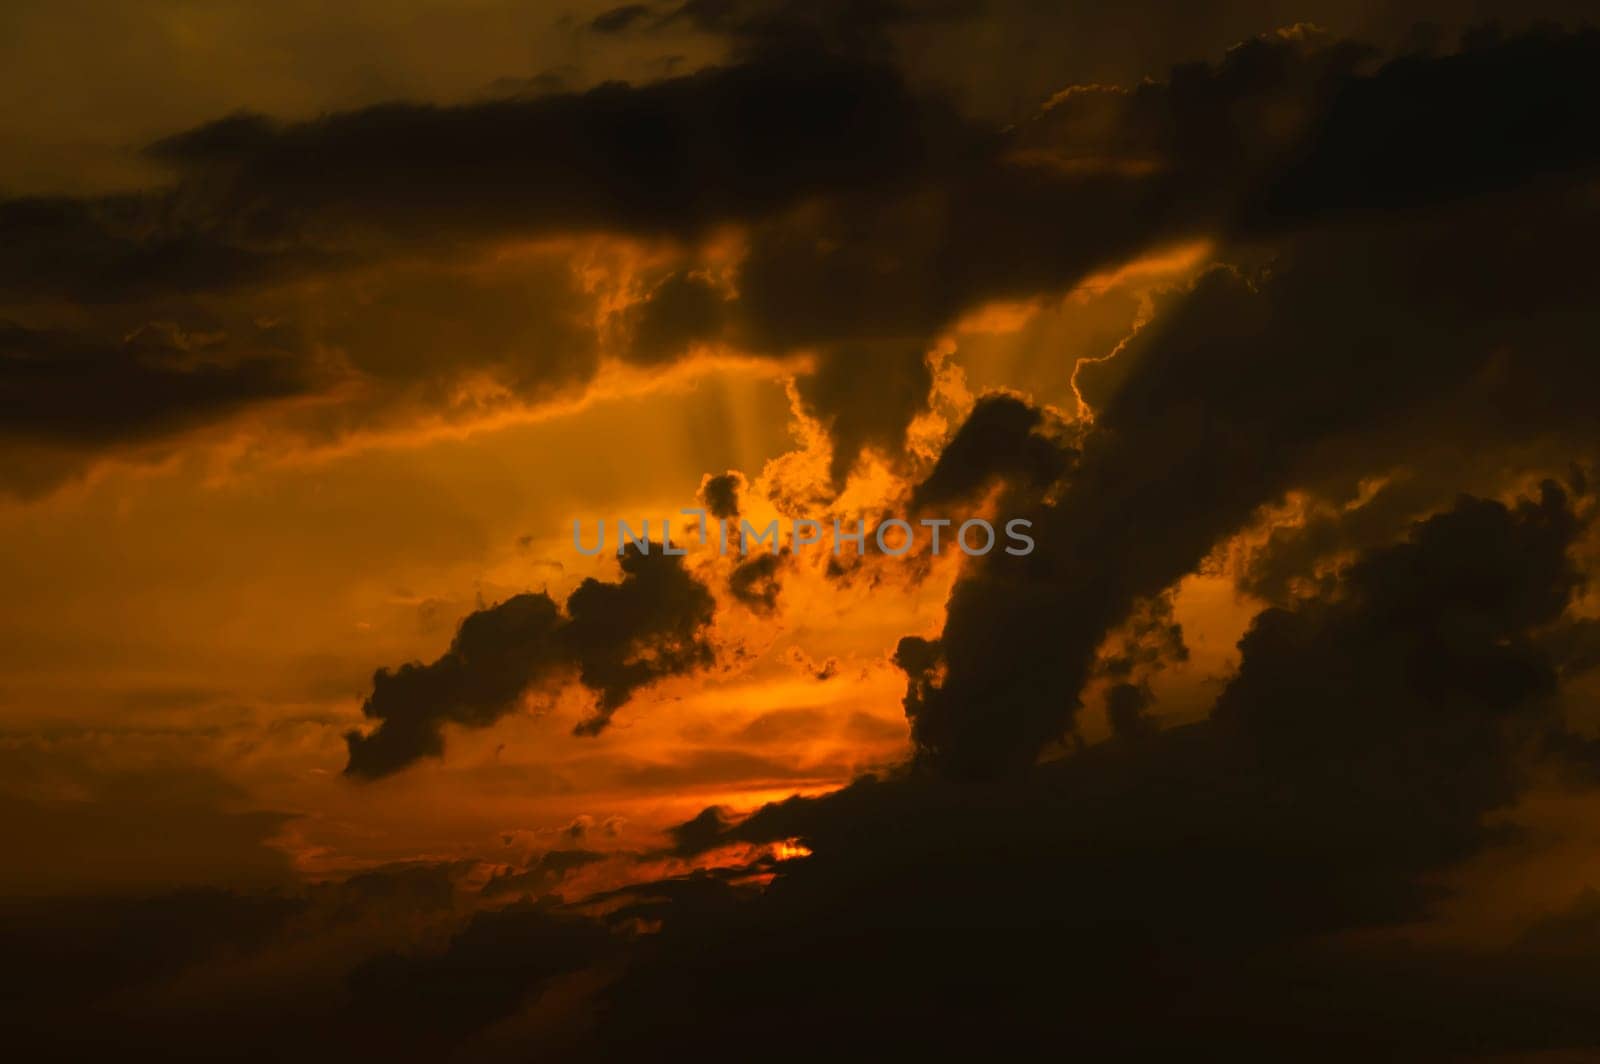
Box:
[10,5,1600,1061]
[7,2,1589,493]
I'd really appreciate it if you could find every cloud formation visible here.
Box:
[8,9,1600,1062]
[346,545,716,778]
[29,20,1600,491]
[633,484,1599,1056]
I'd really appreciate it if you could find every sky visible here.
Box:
[4,1,1600,1058]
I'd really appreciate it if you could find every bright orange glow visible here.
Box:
[773,839,814,861]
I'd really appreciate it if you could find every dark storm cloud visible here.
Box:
[0,320,309,443]
[732,28,1372,340]
[903,172,1600,779]
[612,486,1598,1056]
[0,38,978,490]
[13,13,1600,1064]
[1199,485,1585,888]
[141,53,966,251]
[0,20,1390,489]
[0,42,974,310]
[736,26,1595,481]
[15,22,1596,492]
[16,622,1600,1064]
[615,24,1600,1053]
[624,271,728,365]
[908,392,1072,510]
[1235,469,1454,604]
[0,317,316,495]
[799,339,936,487]
[110,0,1600,891]
[0,192,326,304]
[683,28,1378,480]
[1261,24,1600,219]
[345,545,715,779]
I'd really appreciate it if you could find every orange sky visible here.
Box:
[5,2,1600,963]
[4,216,1596,935]
[0,214,1236,890]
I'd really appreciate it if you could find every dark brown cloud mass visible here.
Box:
[0,39,975,491]
[9,5,1600,1062]
[640,483,1598,1058]
[697,470,744,520]
[908,392,1072,510]
[36,483,1578,1060]
[889,22,1600,773]
[346,544,716,778]
[139,53,959,250]
[7,13,1596,493]
[0,319,309,438]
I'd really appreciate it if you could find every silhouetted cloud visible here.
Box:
[345,545,716,778]
[904,176,1600,778]
[9,12,1600,1062]
[0,318,312,492]
[909,393,1072,510]
[140,53,964,254]
[11,23,1598,494]
[625,485,1599,1056]
[728,552,782,612]
[697,470,743,520]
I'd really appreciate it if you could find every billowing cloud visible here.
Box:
[22,22,1586,492]
[628,484,1599,1055]
[0,40,975,491]
[137,52,965,257]
[8,9,1600,1062]
[909,392,1072,510]
[697,470,744,520]
[902,171,1600,779]
[8,21,1594,498]
[345,545,716,778]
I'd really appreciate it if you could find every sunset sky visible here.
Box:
[5,1,1600,1059]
